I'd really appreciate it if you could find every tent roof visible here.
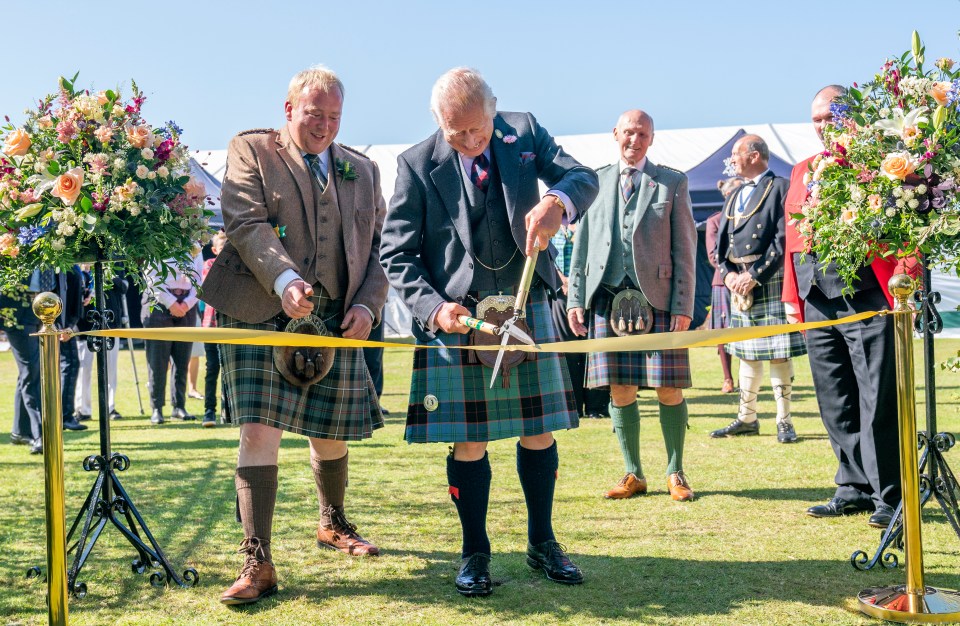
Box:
[189,157,223,228]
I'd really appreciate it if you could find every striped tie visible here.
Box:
[621,167,638,202]
[304,153,327,192]
[471,153,490,193]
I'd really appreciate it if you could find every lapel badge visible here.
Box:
[494,129,503,139]
[423,394,439,412]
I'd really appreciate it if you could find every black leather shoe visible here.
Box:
[776,421,798,443]
[585,412,604,419]
[74,412,91,422]
[710,418,759,438]
[526,540,583,585]
[10,433,32,445]
[379,405,391,416]
[109,410,123,420]
[202,410,217,428]
[806,496,871,518]
[62,417,88,431]
[30,439,43,455]
[150,409,165,425]
[455,553,492,597]
[868,505,895,528]
[172,407,195,421]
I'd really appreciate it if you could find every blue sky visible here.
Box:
[2,1,957,152]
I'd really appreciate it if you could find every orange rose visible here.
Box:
[2,128,32,157]
[183,176,207,200]
[125,124,152,148]
[880,151,917,181]
[50,167,84,206]
[930,82,952,107]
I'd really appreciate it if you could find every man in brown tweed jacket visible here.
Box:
[202,65,388,606]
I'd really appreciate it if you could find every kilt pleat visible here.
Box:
[218,295,383,440]
[710,284,731,330]
[724,267,808,360]
[585,290,692,389]
[405,289,578,443]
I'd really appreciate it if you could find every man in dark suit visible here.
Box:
[710,135,806,444]
[567,110,697,503]
[782,85,909,528]
[203,65,388,606]
[381,67,598,597]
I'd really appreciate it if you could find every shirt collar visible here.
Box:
[620,157,647,175]
[458,146,492,178]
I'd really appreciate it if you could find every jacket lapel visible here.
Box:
[631,159,658,226]
[429,133,474,257]
[490,115,519,221]
[330,143,356,256]
[276,126,317,240]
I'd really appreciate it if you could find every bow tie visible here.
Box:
[742,180,757,187]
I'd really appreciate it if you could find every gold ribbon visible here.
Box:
[81,310,901,353]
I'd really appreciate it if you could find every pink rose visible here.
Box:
[2,128,32,157]
[94,125,114,144]
[51,167,84,206]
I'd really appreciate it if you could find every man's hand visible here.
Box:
[670,314,692,332]
[559,273,569,295]
[567,307,588,337]
[524,196,563,255]
[168,301,188,318]
[282,280,315,319]
[341,306,373,340]
[434,302,472,334]
[725,271,756,296]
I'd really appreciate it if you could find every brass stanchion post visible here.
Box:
[33,292,68,626]
[858,275,960,623]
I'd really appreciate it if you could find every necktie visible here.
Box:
[39,269,56,291]
[621,167,638,202]
[471,153,490,193]
[305,153,327,192]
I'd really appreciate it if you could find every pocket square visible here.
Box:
[519,152,536,164]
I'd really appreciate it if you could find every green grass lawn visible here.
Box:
[1,339,960,625]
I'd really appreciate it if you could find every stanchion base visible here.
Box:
[859,585,960,623]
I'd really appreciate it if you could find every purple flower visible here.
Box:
[17,225,45,246]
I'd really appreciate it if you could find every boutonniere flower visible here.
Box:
[336,158,358,181]
[647,181,656,188]
[271,222,286,239]
[502,134,517,144]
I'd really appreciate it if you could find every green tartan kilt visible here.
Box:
[404,288,579,443]
[217,294,383,440]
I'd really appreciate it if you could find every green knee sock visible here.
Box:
[659,400,688,476]
[609,401,642,478]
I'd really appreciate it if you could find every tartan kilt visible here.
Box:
[585,290,692,390]
[404,288,578,443]
[217,294,383,441]
[710,284,731,330]
[725,267,808,361]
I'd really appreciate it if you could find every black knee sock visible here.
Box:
[446,452,491,558]
[516,441,558,546]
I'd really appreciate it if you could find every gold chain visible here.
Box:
[474,247,519,271]
[724,179,774,221]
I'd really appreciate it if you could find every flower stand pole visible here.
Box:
[857,275,960,623]
[851,263,960,572]
[35,258,198,598]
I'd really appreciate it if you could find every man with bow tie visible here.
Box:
[567,109,697,503]
[381,67,598,597]
[203,65,389,605]
[710,134,806,443]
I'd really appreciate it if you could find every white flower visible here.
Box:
[916,184,928,195]
[902,188,915,201]
[135,164,149,178]
[57,222,76,237]
[892,186,903,198]
[50,238,65,251]
[156,165,169,178]
[885,207,897,217]
[896,199,906,208]
[874,107,929,142]
[880,107,890,117]
[141,148,154,160]
[849,185,864,203]
[147,171,156,180]
[128,204,141,216]
[113,158,126,171]
[908,198,919,209]
[898,76,933,100]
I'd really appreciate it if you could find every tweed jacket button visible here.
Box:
[752,234,758,239]
[757,224,762,229]
[745,245,751,250]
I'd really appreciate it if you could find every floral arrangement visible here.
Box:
[0,74,212,288]
[795,32,960,290]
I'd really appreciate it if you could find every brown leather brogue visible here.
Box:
[667,471,695,502]
[220,557,277,605]
[604,473,648,499]
[317,508,380,556]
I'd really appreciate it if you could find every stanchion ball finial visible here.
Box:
[32,292,62,325]
[888,274,915,305]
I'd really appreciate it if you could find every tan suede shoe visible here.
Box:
[317,508,380,556]
[667,471,695,502]
[220,557,277,606]
[604,473,648,499]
